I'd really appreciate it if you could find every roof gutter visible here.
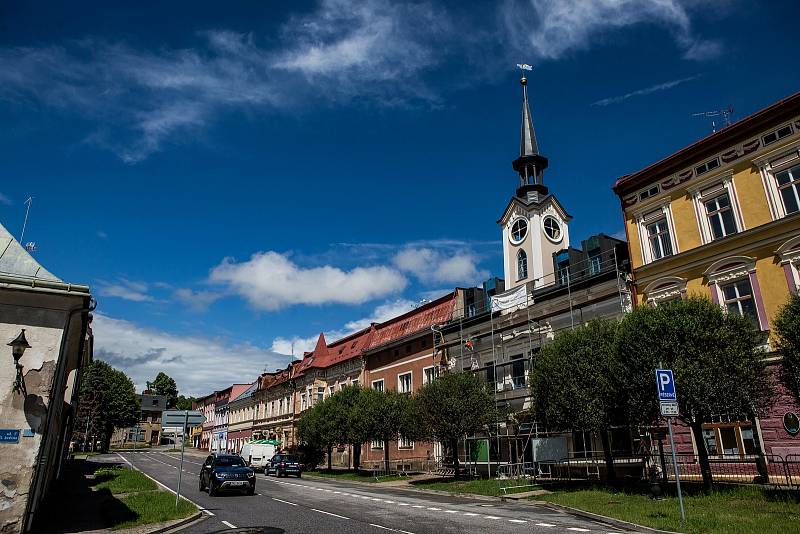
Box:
[0,273,91,296]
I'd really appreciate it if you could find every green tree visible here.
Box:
[773,293,800,401]
[150,372,178,406]
[351,388,414,473]
[413,371,496,479]
[73,361,140,451]
[530,318,622,482]
[615,297,771,491]
[175,395,197,411]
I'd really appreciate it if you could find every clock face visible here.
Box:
[543,216,562,243]
[510,218,528,243]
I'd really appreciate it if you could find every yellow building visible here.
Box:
[613,91,800,458]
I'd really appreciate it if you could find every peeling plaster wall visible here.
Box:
[0,301,66,534]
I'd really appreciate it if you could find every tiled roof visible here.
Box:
[366,292,456,351]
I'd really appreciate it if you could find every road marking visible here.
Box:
[311,509,349,520]
[509,519,527,523]
[116,454,133,467]
[221,520,237,529]
[484,516,501,520]
[426,507,441,511]
[411,505,424,508]
[444,510,458,513]
[567,529,590,532]
[199,509,215,516]
[368,524,416,534]
[272,498,298,506]
[536,524,555,527]
[397,503,410,506]
[463,512,478,516]
[333,491,342,494]
[383,500,395,504]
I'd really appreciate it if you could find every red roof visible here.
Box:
[366,292,456,351]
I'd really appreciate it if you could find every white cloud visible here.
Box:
[93,313,286,397]
[96,230,108,239]
[503,0,722,61]
[591,74,700,106]
[173,288,223,312]
[393,248,488,285]
[209,251,407,311]
[269,298,417,355]
[0,193,11,205]
[97,278,155,302]
[0,1,454,162]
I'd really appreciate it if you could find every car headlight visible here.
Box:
[247,472,255,478]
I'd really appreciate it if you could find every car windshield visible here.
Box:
[280,455,299,462]
[215,456,245,467]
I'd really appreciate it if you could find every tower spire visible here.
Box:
[512,66,549,199]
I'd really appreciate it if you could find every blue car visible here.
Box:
[199,453,256,496]
[266,453,302,478]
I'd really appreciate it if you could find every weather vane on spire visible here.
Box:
[516,63,533,85]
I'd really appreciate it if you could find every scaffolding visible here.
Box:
[431,248,632,476]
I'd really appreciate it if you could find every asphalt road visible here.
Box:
[117,450,638,534]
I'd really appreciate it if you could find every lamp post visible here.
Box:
[8,329,31,394]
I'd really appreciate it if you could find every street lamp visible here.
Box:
[8,329,31,394]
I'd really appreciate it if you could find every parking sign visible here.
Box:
[656,369,676,401]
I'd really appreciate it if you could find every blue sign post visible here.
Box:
[655,368,685,522]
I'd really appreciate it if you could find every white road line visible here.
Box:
[272,498,298,506]
[463,512,478,516]
[383,500,395,504]
[311,509,349,520]
[221,520,237,529]
[411,505,424,508]
[200,509,215,516]
[116,453,207,514]
[444,510,458,514]
[397,503,410,506]
[117,453,133,467]
[333,491,342,494]
[368,524,416,534]
[426,507,441,511]
[509,519,527,523]
[484,516,501,520]
[536,524,556,527]
[567,529,590,532]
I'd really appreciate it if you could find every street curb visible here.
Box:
[146,511,204,534]
[538,501,682,534]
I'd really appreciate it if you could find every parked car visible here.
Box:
[199,453,256,496]
[240,440,279,472]
[265,453,302,478]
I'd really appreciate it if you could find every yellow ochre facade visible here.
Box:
[613,91,800,458]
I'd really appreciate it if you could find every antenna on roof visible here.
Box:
[20,196,33,244]
[692,105,733,133]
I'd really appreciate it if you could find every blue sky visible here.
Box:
[2,0,799,396]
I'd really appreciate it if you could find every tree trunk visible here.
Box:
[689,420,713,492]
[383,439,390,474]
[327,445,333,471]
[451,439,460,480]
[599,429,616,484]
[352,443,361,471]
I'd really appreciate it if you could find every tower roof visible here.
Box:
[0,221,60,282]
[519,76,540,158]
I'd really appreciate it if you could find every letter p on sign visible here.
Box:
[656,369,677,401]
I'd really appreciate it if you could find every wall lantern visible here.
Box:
[8,329,31,394]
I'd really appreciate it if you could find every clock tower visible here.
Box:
[499,71,571,290]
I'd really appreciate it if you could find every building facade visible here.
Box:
[0,222,93,533]
[110,393,167,447]
[252,366,297,447]
[227,381,258,454]
[613,91,800,458]
[199,393,215,451]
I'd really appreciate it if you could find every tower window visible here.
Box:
[517,249,528,280]
[510,219,528,243]
[543,216,562,242]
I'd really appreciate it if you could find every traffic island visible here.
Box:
[31,457,198,533]
[530,483,800,534]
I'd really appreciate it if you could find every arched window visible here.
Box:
[517,249,528,280]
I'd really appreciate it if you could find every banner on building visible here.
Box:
[490,285,531,311]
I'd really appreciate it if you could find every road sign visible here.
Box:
[162,410,205,427]
[660,401,679,417]
[655,369,677,401]
[0,429,20,443]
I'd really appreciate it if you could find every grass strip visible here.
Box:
[306,469,407,483]
[110,491,196,530]
[93,467,157,494]
[534,485,800,534]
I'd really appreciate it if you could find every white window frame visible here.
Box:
[371,379,384,392]
[371,440,383,450]
[398,435,415,450]
[689,171,745,244]
[300,394,306,411]
[776,236,800,294]
[634,201,679,265]
[351,378,359,387]
[398,372,413,394]
[422,365,439,385]
[704,257,768,332]
[756,140,800,221]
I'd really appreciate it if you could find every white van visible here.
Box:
[240,439,280,472]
